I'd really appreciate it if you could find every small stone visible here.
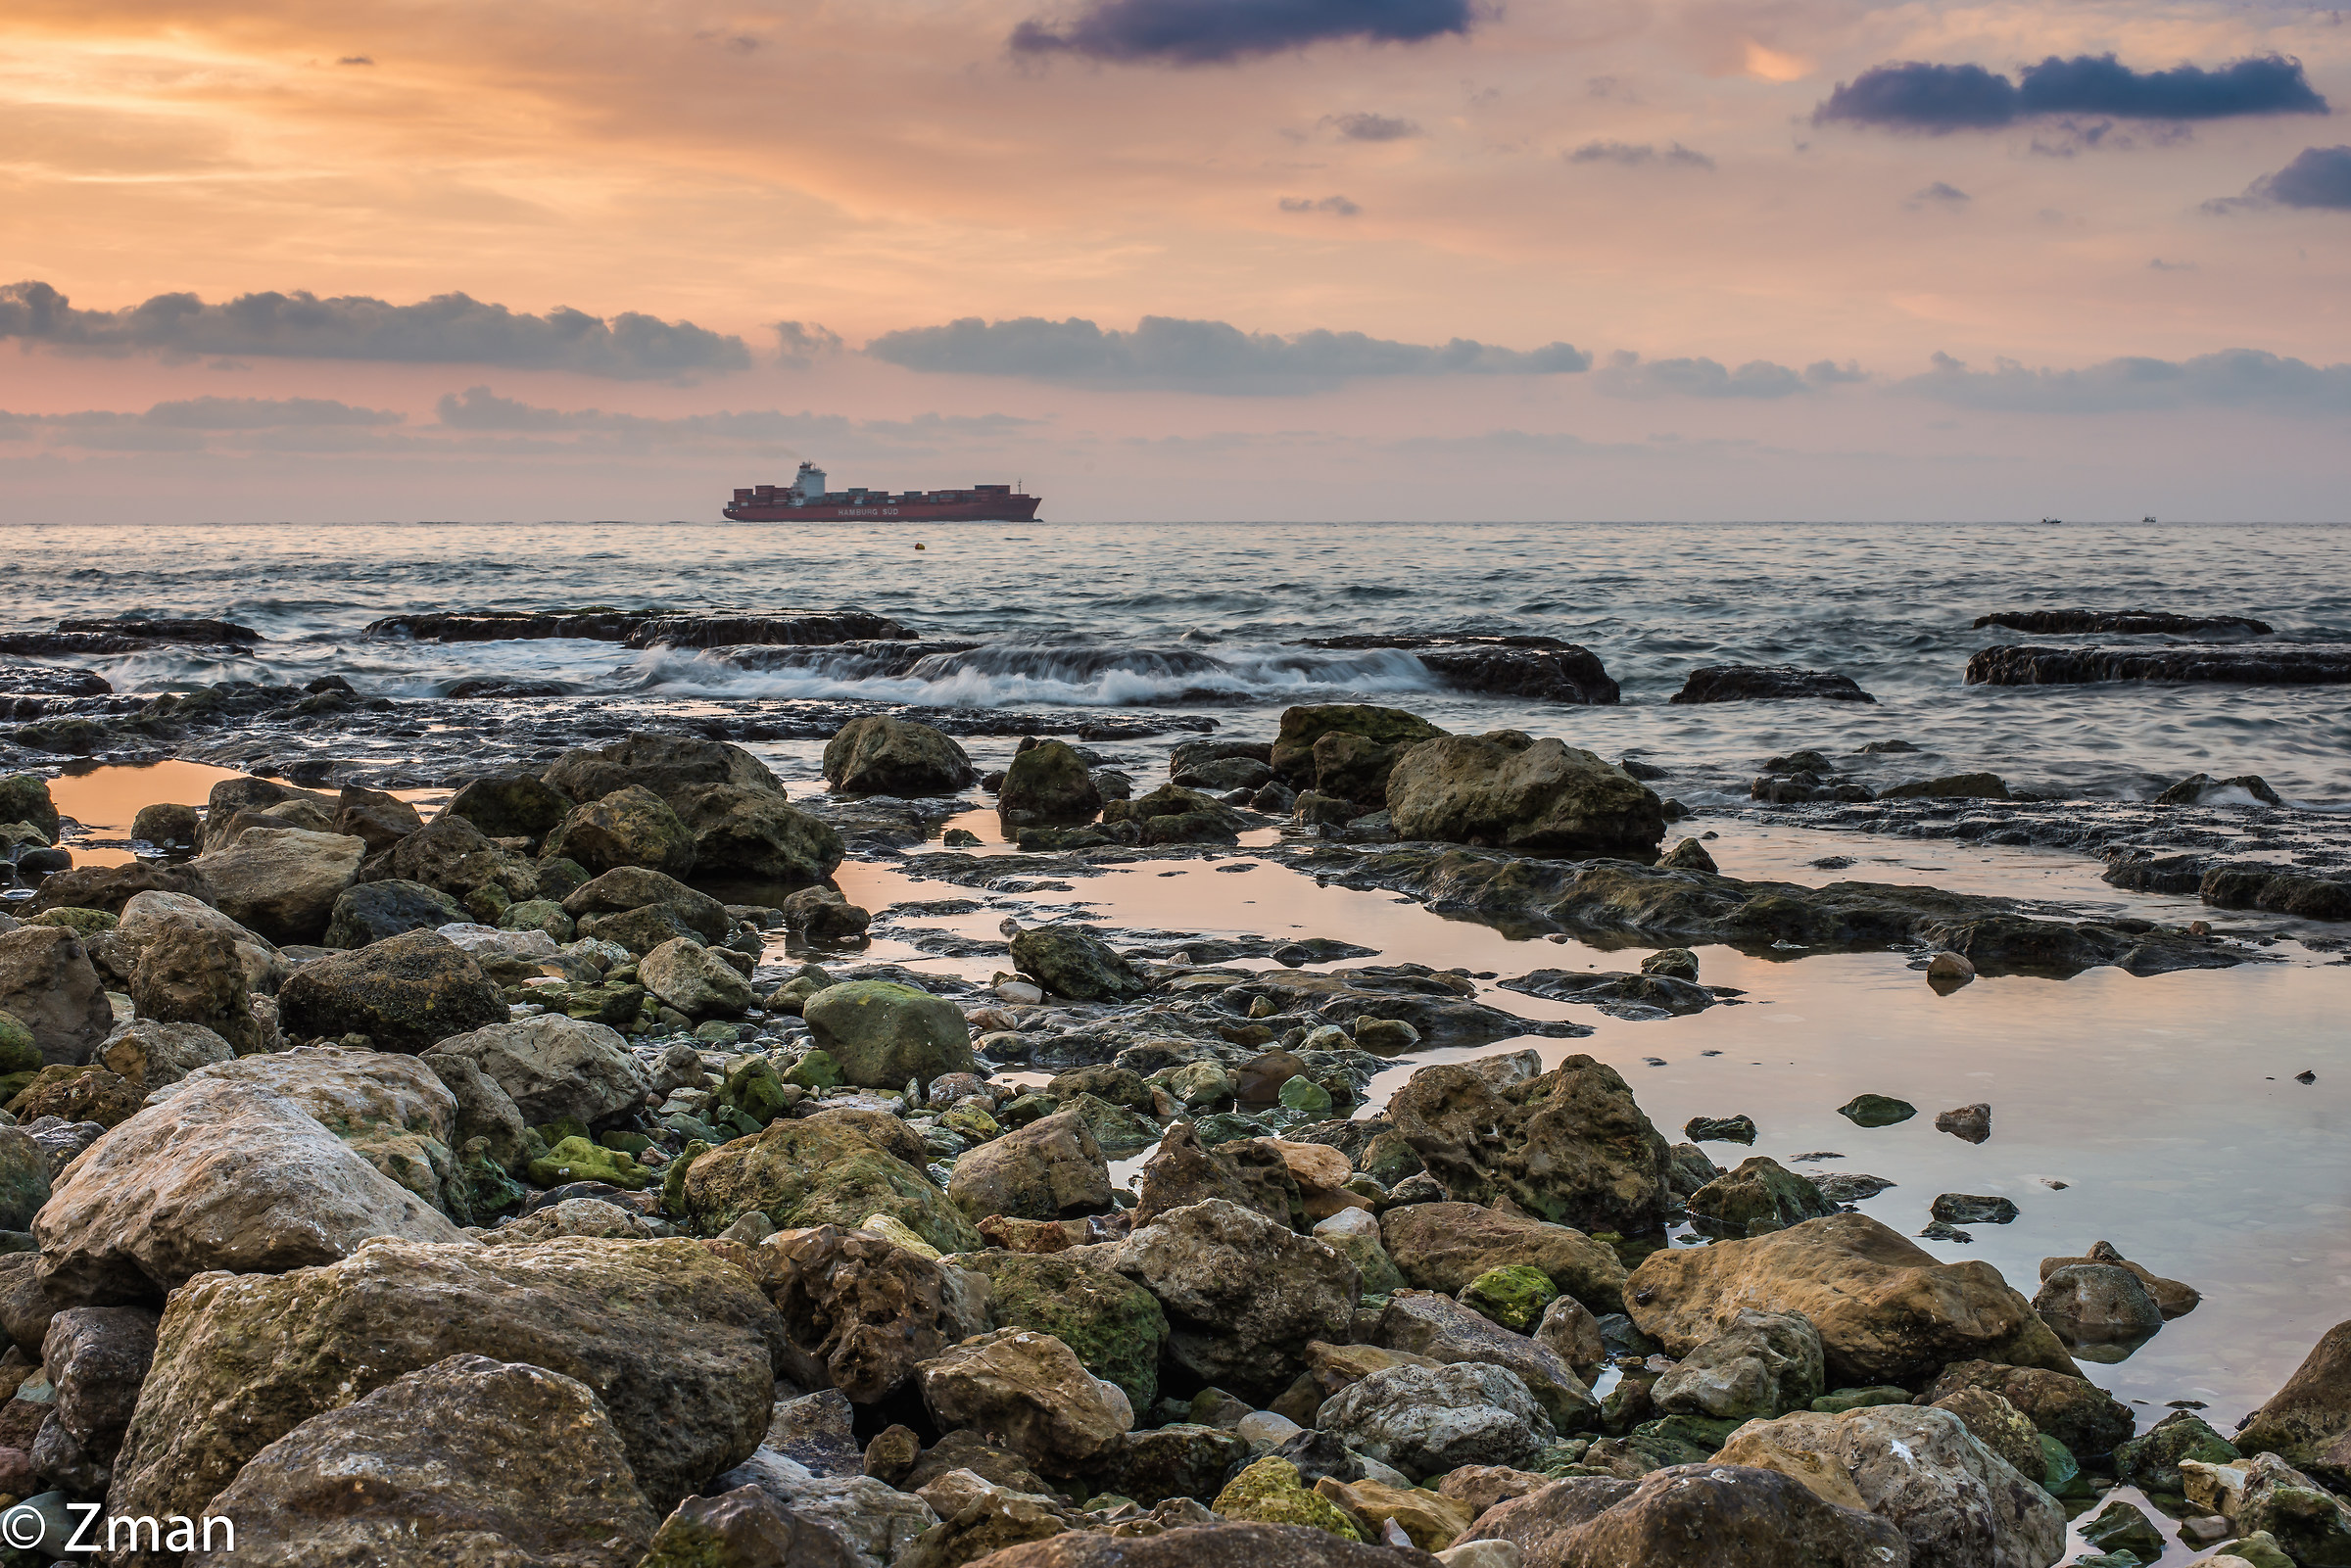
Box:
[1277,1075,1333,1113]
[1683,1115,1756,1145]
[1935,1103,1992,1144]
[1926,950,1976,989]
[1837,1094,1916,1127]
[1930,1193,2018,1225]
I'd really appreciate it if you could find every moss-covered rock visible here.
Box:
[499,898,575,942]
[717,1057,792,1125]
[544,785,696,879]
[1686,1156,1839,1237]
[0,1009,40,1076]
[1211,1456,1365,1540]
[1009,925,1152,1003]
[1270,705,1446,784]
[801,980,974,1092]
[527,1135,650,1191]
[2116,1407,2241,1494]
[25,908,117,936]
[782,1049,841,1090]
[997,740,1101,826]
[0,775,59,844]
[8,1063,144,1127]
[964,1250,1171,1409]
[680,1117,982,1254]
[1460,1264,1560,1333]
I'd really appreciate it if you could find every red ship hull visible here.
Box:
[723,497,1041,522]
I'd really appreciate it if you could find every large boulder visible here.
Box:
[542,733,785,808]
[1462,1464,1910,1568]
[2236,1317,2351,1473]
[1009,925,1152,1003]
[673,782,844,884]
[424,1014,648,1128]
[1131,1120,1299,1230]
[1378,1201,1627,1315]
[916,1327,1134,1478]
[1652,1308,1825,1421]
[105,1236,779,1528]
[802,979,976,1091]
[1386,1057,1674,1237]
[1271,705,1447,784]
[42,1304,158,1461]
[1384,733,1666,857]
[824,716,977,796]
[439,772,578,846]
[997,740,1102,825]
[561,865,729,940]
[187,1354,657,1567]
[370,811,530,901]
[1319,1360,1555,1480]
[332,784,425,852]
[0,926,115,1066]
[0,773,59,842]
[949,1109,1113,1221]
[126,917,264,1054]
[24,860,213,918]
[1110,1198,1359,1402]
[191,826,365,944]
[1624,1213,2079,1388]
[275,927,508,1053]
[1715,1403,2066,1568]
[31,1078,467,1306]
[640,935,755,1019]
[323,878,469,948]
[765,1225,989,1402]
[200,776,329,851]
[116,889,281,994]
[1372,1289,1598,1428]
[680,1116,984,1254]
[1920,1361,2136,1461]
[164,1046,460,1211]
[963,1249,1171,1411]
[544,785,697,878]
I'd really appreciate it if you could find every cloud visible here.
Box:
[1910,181,1971,208]
[0,280,750,379]
[772,320,845,368]
[861,314,1591,391]
[431,386,1042,445]
[2215,145,2351,212]
[1278,195,1362,214]
[139,396,405,429]
[336,56,373,66]
[1900,348,2351,412]
[1009,0,1475,65]
[1568,141,1714,169]
[1805,360,1869,384]
[1814,53,2328,132]
[1324,112,1419,142]
[1595,351,1815,399]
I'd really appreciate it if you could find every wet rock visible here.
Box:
[2200,863,2351,922]
[681,1116,984,1254]
[1461,1464,1907,1568]
[1111,1199,1360,1402]
[824,715,980,797]
[1500,968,1717,1019]
[1653,1309,1825,1422]
[1974,608,2274,635]
[950,1110,1113,1222]
[1880,774,2009,802]
[675,782,844,884]
[1687,1157,1840,1237]
[425,1013,649,1128]
[25,861,213,918]
[1715,1403,2064,1568]
[640,935,755,1018]
[331,784,424,853]
[1371,1290,1598,1429]
[1213,1453,1365,1538]
[32,1078,466,1306]
[1233,965,1581,1051]
[1459,1264,1558,1333]
[1839,1094,1916,1127]
[542,732,787,804]
[999,740,1103,826]
[1011,924,1153,1002]
[1384,733,1665,859]
[1920,1362,2135,1459]
[364,811,528,902]
[0,776,59,842]
[0,927,116,1066]
[1100,782,1249,846]
[1935,1103,1991,1143]
[785,885,872,943]
[803,979,976,1091]
[1625,1213,2077,1388]
[439,771,579,845]
[2232,1452,2351,1567]
[275,927,507,1052]
[2115,1408,2240,1493]
[0,1126,47,1231]
[190,826,365,945]
[2159,772,2286,807]
[1319,1361,1554,1480]
[2032,1262,2162,1349]
[918,1327,1134,1477]
[1670,666,1876,703]
[1966,642,2351,687]
[1271,705,1448,784]
[1930,1195,2018,1226]
[322,878,469,949]
[1386,1058,1674,1239]
[545,784,697,878]
[1684,1115,1755,1144]
[562,863,729,939]
[108,1236,778,1527]
[128,802,199,849]
[1928,1387,2044,1483]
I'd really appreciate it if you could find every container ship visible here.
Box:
[724,461,1041,522]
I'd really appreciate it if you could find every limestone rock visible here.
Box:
[1461,1464,1909,1568]
[1318,1361,1555,1481]
[640,935,755,1019]
[323,878,469,949]
[116,889,282,995]
[682,1116,984,1254]
[1111,1199,1360,1402]
[673,782,844,884]
[1385,734,1665,858]
[640,1485,861,1568]
[275,928,507,1053]
[544,785,697,878]
[2038,1241,2199,1320]
[1686,1157,1839,1237]
[191,826,365,945]
[0,927,115,1066]
[1930,1387,2046,1484]
[561,864,730,940]
[1379,1201,1628,1315]
[0,1127,50,1231]
[1131,1121,1298,1230]
[950,1111,1113,1222]
[917,1327,1134,1477]
[1213,1454,1365,1539]
[1653,1309,1825,1422]
[2239,1317,2351,1475]
[126,917,264,1054]
[439,772,579,847]
[965,1249,1171,1411]
[426,1013,649,1128]
[802,979,976,1092]
[1010,925,1152,1003]
[542,733,785,810]
[1920,1361,2135,1460]
[969,1523,1444,1567]
[1372,1290,1597,1429]
[825,716,978,796]
[42,1305,158,1455]
[2032,1262,2162,1349]
[166,1045,459,1210]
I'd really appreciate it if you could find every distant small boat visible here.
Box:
[2143,515,2157,524]
[2040,517,2063,525]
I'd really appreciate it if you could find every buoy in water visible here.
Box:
[915,543,926,550]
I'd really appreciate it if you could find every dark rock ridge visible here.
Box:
[362,607,913,647]
[56,616,263,643]
[1300,636,1622,704]
[1973,608,2274,636]
[1670,666,1876,704]
[1,664,112,719]
[1279,840,2256,976]
[1967,642,2351,687]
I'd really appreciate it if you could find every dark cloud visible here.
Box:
[1815,53,2327,131]
[1916,181,1970,204]
[0,280,750,379]
[1900,348,2351,412]
[1595,351,1813,399]
[140,396,405,429]
[336,56,373,66]
[2231,144,2351,211]
[1568,141,1714,169]
[1009,0,1475,65]
[0,396,401,451]
[1325,112,1419,141]
[862,314,1590,391]
[1278,195,1362,214]
[772,320,845,368]
[1805,360,1869,385]
[432,386,1041,445]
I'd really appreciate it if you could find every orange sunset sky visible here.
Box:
[2,0,2347,520]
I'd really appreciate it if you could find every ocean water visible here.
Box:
[6,517,2349,802]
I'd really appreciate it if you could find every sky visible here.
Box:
[1,0,2347,522]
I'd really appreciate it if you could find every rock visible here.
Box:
[2032,1263,2162,1349]
[1625,1214,2078,1388]
[160,1045,459,1209]
[1935,1104,1991,1143]
[122,918,260,1054]
[0,775,59,842]
[1371,1290,1598,1429]
[41,1304,157,1462]
[439,772,579,846]
[1684,1114,1755,1144]
[129,802,200,849]
[785,885,872,943]
[0,927,115,1066]
[1930,1195,2018,1226]
[949,1111,1113,1222]
[190,826,365,944]
[561,864,730,939]
[425,1013,649,1128]
[1965,641,2351,688]
[965,1249,1171,1411]
[109,1237,779,1530]
[542,732,786,806]
[1879,774,2011,802]
[1386,1059,1674,1240]
[1319,1361,1555,1481]
[1671,666,1876,703]
[1534,1295,1607,1385]
[802,979,976,1091]
[33,1078,467,1306]
[2236,1318,2351,1474]
[323,878,469,948]
[528,1135,651,1191]
[9,1063,143,1127]
[1715,1403,2064,1568]
[1010,925,1152,1003]
[332,784,424,853]
[1132,1121,1299,1231]
[480,1197,666,1246]
[1920,1361,2135,1459]
[2039,1241,2199,1320]
[681,1116,984,1254]
[2115,1408,2241,1494]
[1101,1423,1251,1507]
[116,888,282,995]
[1653,1309,1825,1422]
[544,784,697,878]
[1211,1454,1365,1539]
[1839,1094,1917,1127]
[2233,1452,2351,1567]
[1384,734,1665,858]
[1461,1464,1907,1568]
[980,1523,1448,1567]
[1974,608,2274,635]
[917,1327,1133,1477]
[0,1127,50,1230]
[998,741,1103,825]
[640,935,756,1019]
[766,1225,990,1403]
[674,782,845,884]
[825,716,978,796]
[24,861,214,918]
[1378,1203,1627,1315]
[1112,1199,1360,1402]
[1687,1157,1840,1237]
[641,1484,861,1568]
[1271,705,1448,784]
[1458,1265,1558,1333]
[276,928,507,1052]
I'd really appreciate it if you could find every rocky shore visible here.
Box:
[0,688,2339,1567]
